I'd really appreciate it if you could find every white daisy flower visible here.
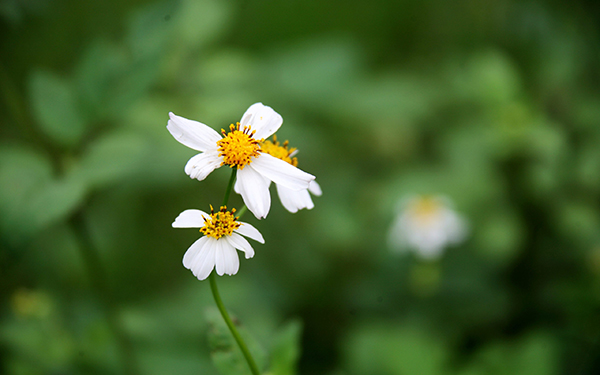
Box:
[243,135,321,213]
[172,206,265,280]
[388,195,468,260]
[167,103,315,219]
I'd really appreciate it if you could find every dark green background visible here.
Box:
[1,0,600,374]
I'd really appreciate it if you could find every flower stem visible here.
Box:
[235,205,248,219]
[209,272,261,375]
[209,168,260,374]
[222,168,238,207]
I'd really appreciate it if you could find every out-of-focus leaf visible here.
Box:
[28,69,86,147]
[0,145,86,245]
[473,209,523,264]
[0,290,76,373]
[450,50,521,106]
[343,322,447,375]
[74,39,161,121]
[206,307,265,375]
[554,200,600,245]
[74,130,150,189]
[459,332,558,375]
[126,1,177,59]
[269,320,302,375]
[266,37,362,109]
[175,0,231,48]
[74,40,127,119]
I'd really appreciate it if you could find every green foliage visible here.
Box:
[206,308,266,375]
[28,70,86,147]
[268,320,303,375]
[2,0,600,374]
[0,145,86,246]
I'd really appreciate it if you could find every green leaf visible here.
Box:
[74,39,161,121]
[0,144,86,245]
[205,307,265,375]
[269,320,303,375]
[460,332,558,375]
[74,130,150,189]
[343,321,447,375]
[28,69,86,147]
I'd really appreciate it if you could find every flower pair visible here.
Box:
[168,103,320,280]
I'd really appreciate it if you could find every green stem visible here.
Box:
[209,273,261,375]
[235,205,248,219]
[222,167,237,207]
[208,168,260,374]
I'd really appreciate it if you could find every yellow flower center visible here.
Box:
[410,197,442,225]
[200,206,241,239]
[217,123,262,169]
[259,135,298,166]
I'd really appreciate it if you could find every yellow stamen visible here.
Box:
[259,135,298,166]
[410,197,442,224]
[217,123,262,169]
[200,205,241,239]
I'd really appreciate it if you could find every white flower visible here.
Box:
[388,195,468,260]
[167,103,315,219]
[252,136,322,213]
[172,206,265,280]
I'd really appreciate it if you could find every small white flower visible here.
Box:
[167,103,315,219]
[172,206,264,280]
[253,136,322,213]
[388,195,468,260]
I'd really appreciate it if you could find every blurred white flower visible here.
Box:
[388,195,468,260]
[172,206,265,280]
[247,135,322,213]
[167,103,315,219]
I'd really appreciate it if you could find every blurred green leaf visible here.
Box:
[0,145,86,245]
[343,322,447,375]
[473,209,523,264]
[74,39,161,121]
[174,0,231,48]
[73,130,150,189]
[0,291,76,374]
[459,332,558,375]
[28,69,86,147]
[268,320,302,375]
[126,1,177,59]
[206,307,266,375]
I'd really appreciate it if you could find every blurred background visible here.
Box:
[1,0,600,374]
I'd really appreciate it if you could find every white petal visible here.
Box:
[182,236,208,267]
[223,240,240,275]
[308,180,322,196]
[172,209,210,228]
[214,239,225,276]
[167,112,222,152]
[251,153,314,191]
[239,103,283,140]
[234,222,265,244]
[226,232,255,259]
[184,150,222,181]
[187,237,216,280]
[276,184,314,213]
[215,239,240,276]
[237,165,271,219]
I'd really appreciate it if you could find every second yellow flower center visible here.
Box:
[217,123,262,169]
[259,135,298,166]
[200,206,241,239]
